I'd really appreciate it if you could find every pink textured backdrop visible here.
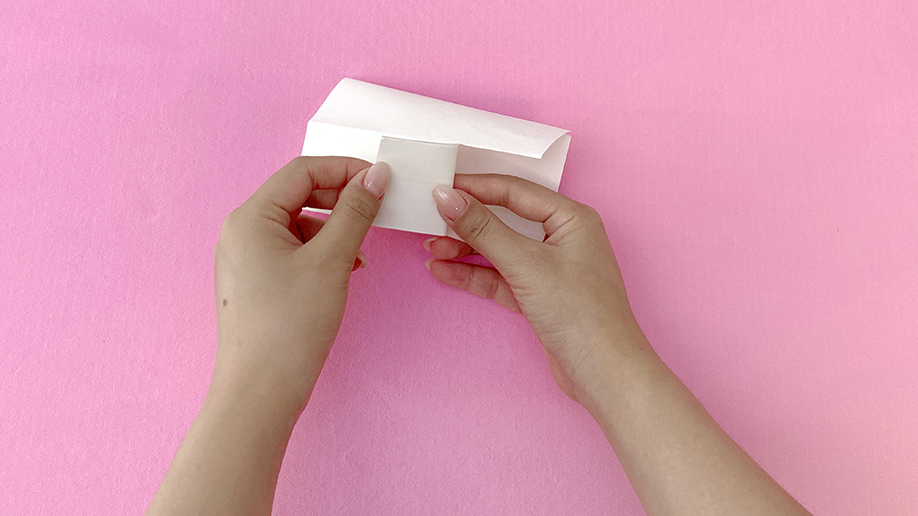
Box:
[1,1,916,514]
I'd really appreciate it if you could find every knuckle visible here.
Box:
[469,266,499,299]
[573,203,604,227]
[216,210,245,260]
[290,155,312,169]
[219,209,242,239]
[505,174,529,188]
[340,192,378,225]
[459,206,494,242]
[484,272,501,300]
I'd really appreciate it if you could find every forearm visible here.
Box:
[144,157,386,514]
[580,332,809,516]
[145,376,302,516]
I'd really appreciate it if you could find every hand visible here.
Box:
[213,156,390,415]
[146,156,390,516]
[425,177,812,516]
[426,174,643,403]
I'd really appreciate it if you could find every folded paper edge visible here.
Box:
[311,78,570,160]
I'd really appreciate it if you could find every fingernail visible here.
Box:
[432,185,468,221]
[423,237,436,251]
[424,259,433,271]
[356,249,367,268]
[363,162,390,199]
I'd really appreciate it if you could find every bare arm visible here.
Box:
[145,157,391,516]
[144,379,299,516]
[426,174,810,516]
[582,334,805,515]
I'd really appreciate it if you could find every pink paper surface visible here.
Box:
[1,1,916,514]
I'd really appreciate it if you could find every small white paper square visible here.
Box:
[374,137,458,236]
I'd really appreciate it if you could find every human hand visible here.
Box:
[212,156,390,415]
[426,174,644,403]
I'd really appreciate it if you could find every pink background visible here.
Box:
[1,1,916,514]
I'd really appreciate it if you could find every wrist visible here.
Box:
[207,364,310,429]
[568,323,660,416]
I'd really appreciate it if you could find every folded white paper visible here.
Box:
[301,78,571,239]
[375,137,458,236]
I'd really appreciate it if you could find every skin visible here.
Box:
[145,157,811,516]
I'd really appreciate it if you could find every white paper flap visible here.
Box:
[373,137,458,236]
[310,79,568,159]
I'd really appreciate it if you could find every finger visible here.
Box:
[423,236,478,260]
[425,259,521,313]
[248,156,370,215]
[452,174,582,237]
[305,188,341,210]
[296,215,367,269]
[312,162,390,262]
[432,185,534,267]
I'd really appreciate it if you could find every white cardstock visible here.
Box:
[301,78,571,239]
[374,137,458,236]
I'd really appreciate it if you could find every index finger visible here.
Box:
[248,156,371,214]
[452,174,581,236]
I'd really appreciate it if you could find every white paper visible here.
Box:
[302,78,571,239]
[374,137,458,236]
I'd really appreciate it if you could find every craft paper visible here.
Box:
[301,78,571,239]
[374,137,458,236]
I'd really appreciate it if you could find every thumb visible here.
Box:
[432,185,531,268]
[314,162,390,262]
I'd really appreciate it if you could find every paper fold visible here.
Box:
[309,79,568,159]
[302,79,571,238]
